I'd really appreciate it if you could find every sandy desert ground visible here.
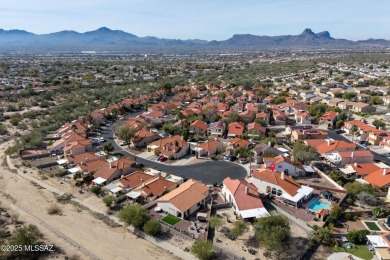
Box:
[0,140,180,260]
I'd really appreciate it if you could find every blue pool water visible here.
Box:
[308,199,331,212]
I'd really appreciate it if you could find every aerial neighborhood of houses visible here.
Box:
[6,59,390,259]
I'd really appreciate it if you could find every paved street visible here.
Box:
[101,116,247,184]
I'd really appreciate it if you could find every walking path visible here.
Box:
[6,155,196,260]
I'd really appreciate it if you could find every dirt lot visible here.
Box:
[214,208,310,260]
[0,141,179,260]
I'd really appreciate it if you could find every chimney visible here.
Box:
[245,186,249,194]
[351,152,354,162]
[383,168,388,176]
[268,141,271,147]
[281,171,285,180]
[354,162,358,167]
[326,139,331,146]
[109,160,112,169]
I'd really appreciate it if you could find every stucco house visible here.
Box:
[222,177,269,219]
[157,179,211,219]
[248,169,313,207]
[207,121,226,137]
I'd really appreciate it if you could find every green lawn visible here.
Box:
[331,245,373,260]
[162,214,181,226]
[365,221,381,231]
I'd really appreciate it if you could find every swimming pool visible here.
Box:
[308,199,331,212]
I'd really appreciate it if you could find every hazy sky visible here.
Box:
[1,0,389,40]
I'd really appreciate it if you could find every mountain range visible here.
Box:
[0,27,389,51]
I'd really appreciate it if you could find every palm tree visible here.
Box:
[103,143,114,155]
[350,124,359,143]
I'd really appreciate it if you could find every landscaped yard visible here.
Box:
[364,221,381,231]
[331,245,373,260]
[162,214,181,226]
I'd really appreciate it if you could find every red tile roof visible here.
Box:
[306,139,356,154]
[190,120,208,131]
[135,176,177,198]
[320,111,338,121]
[157,179,210,212]
[364,168,390,187]
[251,169,301,196]
[223,177,265,211]
[115,170,154,189]
[228,122,245,136]
[350,163,380,176]
[247,122,267,134]
[338,150,374,159]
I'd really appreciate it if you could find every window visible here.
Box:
[272,188,277,194]
[277,190,282,196]
[277,165,282,169]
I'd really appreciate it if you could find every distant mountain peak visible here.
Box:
[96,27,112,32]
[0,27,389,51]
[316,31,333,39]
[300,28,316,36]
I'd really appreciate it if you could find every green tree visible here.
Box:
[0,123,9,135]
[103,194,115,208]
[368,96,384,105]
[333,91,343,98]
[103,143,114,154]
[209,216,225,231]
[350,124,359,143]
[346,230,370,244]
[234,147,252,159]
[373,207,389,218]
[9,117,21,126]
[254,118,267,126]
[344,182,375,197]
[342,92,356,100]
[337,112,348,121]
[254,215,291,256]
[373,119,386,129]
[292,140,319,164]
[21,130,43,148]
[326,205,343,224]
[9,224,43,246]
[335,120,345,129]
[5,139,23,155]
[118,204,149,229]
[191,240,215,260]
[91,185,101,195]
[118,125,137,145]
[143,219,161,236]
[274,96,286,104]
[308,104,329,118]
[309,226,333,245]
[231,221,248,239]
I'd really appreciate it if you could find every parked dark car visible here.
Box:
[136,162,144,168]
[229,155,237,162]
